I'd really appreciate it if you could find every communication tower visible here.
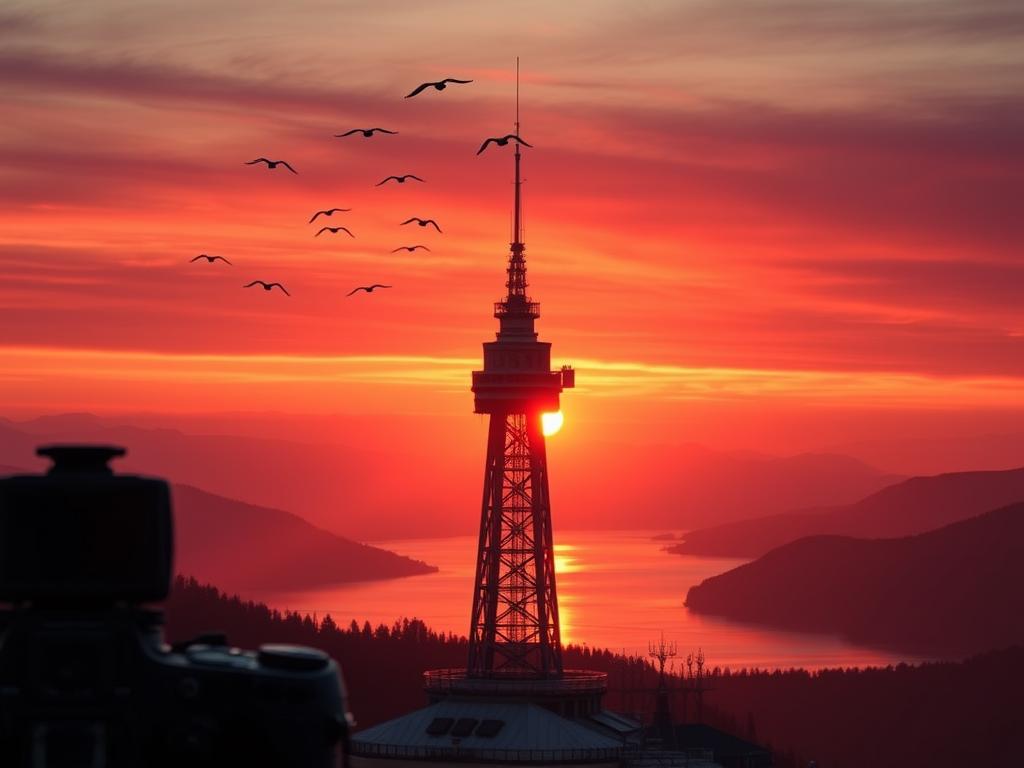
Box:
[352,62,631,767]
[466,57,575,677]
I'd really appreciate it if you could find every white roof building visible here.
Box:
[351,698,623,766]
[351,697,722,768]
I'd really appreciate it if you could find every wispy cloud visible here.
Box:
[4,346,1023,409]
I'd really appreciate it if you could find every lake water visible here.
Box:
[250,531,929,671]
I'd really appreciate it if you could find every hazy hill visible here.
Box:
[0,457,435,591]
[1,414,898,536]
[671,466,1024,558]
[685,503,1024,656]
[170,484,435,591]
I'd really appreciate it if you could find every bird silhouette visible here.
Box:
[477,134,533,155]
[190,254,232,265]
[335,128,397,138]
[245,158,297,174]
[376,174,424,186]
[390,245,431,253]
[401,217,442,233]
[316,226,355,238]
[405,78,473,98]
[308,208,352,223]
[347,284,392,296]
[243,280,290,296]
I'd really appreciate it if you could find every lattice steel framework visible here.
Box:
[468,411,562,676]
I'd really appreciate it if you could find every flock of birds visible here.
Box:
[192,76,531,299]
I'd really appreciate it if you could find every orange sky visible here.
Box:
[3,0,1024,471]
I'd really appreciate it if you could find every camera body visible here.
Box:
[0,446,352,767]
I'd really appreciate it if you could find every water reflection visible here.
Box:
[250,531,932,671]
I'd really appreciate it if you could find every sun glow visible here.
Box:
[542,411,564,436]
[553,543,580,574]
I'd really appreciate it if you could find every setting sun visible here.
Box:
[542,411,564,436]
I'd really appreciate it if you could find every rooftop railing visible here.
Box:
[471,371,563,387]
[350,741,623,763]
[494,300,540,317]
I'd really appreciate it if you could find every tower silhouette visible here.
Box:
[467,57,574,678]
[352,64,625,763]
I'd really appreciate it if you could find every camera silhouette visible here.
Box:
[0,445,352,768]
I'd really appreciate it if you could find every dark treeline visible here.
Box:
[696,649,1024,768]
[164,577,1023,767]
[164,576,468,725]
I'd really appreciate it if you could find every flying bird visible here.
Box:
[347,284,392,296]
[477,134,533,155]
[401,217,442,232]
[316,226,355,238]
[190,254,232,265]
[243,280,290,296]
[308,208,351,223]
[335,128,398,138]
[376,174,424,186]
[245,158,297,174]
[390,245,431,253]
[405,78,473,99]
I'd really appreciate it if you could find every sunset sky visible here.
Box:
[3,0,1024,472]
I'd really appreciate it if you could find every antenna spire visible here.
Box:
[512,56,523,251]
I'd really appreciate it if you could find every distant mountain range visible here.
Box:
[0,413,901,537]
[825,430,1024,476]
[0,461,435,592]
[0,413,411,539]
[670,466,1024,558]
[558,441,901,531]
[685,503,1024,657]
